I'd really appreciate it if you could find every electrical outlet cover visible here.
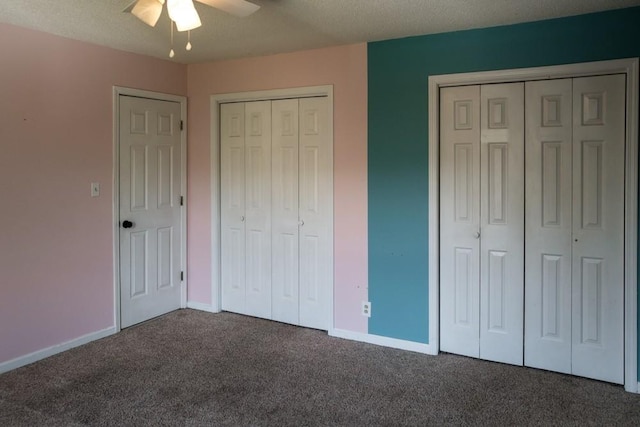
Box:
[362,301,371,317]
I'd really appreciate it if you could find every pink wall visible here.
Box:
[187,44,368,332]
[0,23,187,364]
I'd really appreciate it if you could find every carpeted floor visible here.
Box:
[1,309,640,426]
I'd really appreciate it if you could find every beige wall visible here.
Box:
[186,44,369,331]
[0,23,187,364]
[0,25,370,368]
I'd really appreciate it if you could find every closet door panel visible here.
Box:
[272,99,300,325]
[221,103,247,314]
[524,79,573,374]
[571,74,625,384]
[479,82,524,366]
[298,97,330,330]
[244,101,272,319]
[440,85,481,358]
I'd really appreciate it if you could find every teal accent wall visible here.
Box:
[368,7,640,348]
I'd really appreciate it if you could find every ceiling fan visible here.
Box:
[124,0,260,57]
[125,0,260,31]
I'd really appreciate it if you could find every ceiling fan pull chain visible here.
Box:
[186,30,192,51]
[169,20,175,58]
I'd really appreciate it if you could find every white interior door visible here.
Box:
[244,101,272,319]
[298,97,331,330]
[221,103,247,314]
[479,83,525,365]
[571,74,625,384]
[440,85,481,358]
[119,95,182,328]
[525,78,573,374]
[271,98,300,325]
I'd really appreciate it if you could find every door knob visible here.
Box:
[122,220,134,229]
[299,219,305,226]
[474,231,480,239]
[241,216,245,222]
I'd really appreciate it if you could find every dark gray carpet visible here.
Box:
[1,309,640,426]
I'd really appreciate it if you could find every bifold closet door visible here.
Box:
[222,97,330,330]
[272,98,300,325]
[271,97,331,330]
[244,101,272,319]
[479,83,525,365]
[571,75,624,384]
[440,85,481,358]
[440,83,525,365]
[525,75,624,384]
[221,101,272,319]
[298,97,331,330]
[524,79,573,375]
[221,103,246,314]
[443,75,625,381]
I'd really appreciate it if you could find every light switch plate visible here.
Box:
[91,182,100,197]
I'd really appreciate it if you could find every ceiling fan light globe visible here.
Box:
[175,16,202,31]
[167,0,202,31]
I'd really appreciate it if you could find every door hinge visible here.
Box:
[180,120,184,131]
[180,196,184,206]
[181,271,184,281]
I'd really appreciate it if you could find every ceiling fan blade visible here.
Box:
[129,0,164,27]
[195,0,260,17]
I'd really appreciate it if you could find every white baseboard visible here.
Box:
[186,301,219,313]
[0,326,117,374]
[329,328,438,355]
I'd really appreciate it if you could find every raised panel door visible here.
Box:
[479,83,524,366]
[271,99,300,325]
[119,96,182,328]
[221,102,247,314]
[244,101,272,319]
[524,79,573,374]
[440,85,481,358]
[571,74,625,384]
[298,97,330,330]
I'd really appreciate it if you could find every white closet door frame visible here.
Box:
[428,58,639,392]
[210,86,334,330]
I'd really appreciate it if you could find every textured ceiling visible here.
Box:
[1,0,639,64]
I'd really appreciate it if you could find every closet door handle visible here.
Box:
[241,216,245,222]
[474,231,480,239]
[299,219,305,226]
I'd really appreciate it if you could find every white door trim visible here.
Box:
[112,86,188,332]
[210,85,335,330]
[428,58,639,392]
